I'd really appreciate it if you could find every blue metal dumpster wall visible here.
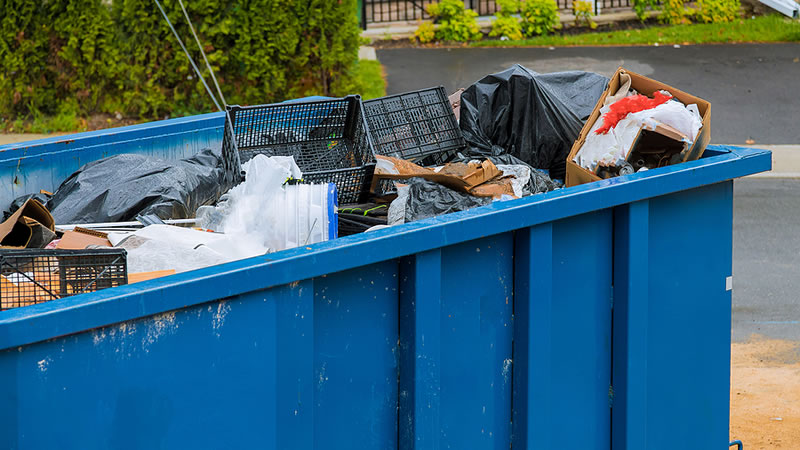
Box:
[0,144,770,450]
[0,113,225,207]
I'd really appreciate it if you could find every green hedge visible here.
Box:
[0,0,362,119]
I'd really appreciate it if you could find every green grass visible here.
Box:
[352,59,387,100]
[472,14,800,47]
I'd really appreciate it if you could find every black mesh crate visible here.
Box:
[0,248,128,310]
[223,96,376,204]
[363,86,465,164]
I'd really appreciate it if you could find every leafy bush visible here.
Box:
[632,0,659,20]
[521,0,560,36]
[490,0,523,40]
[659,0,693,24]
[0,0,120,117]
[414,21,437,43]
[696,0,741,23]
[573,0,597,29]
[426,0,483,42]
[0,0,362,120]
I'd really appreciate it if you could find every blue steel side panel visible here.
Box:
[438,235,514,449]
[611,200,651,450]
[512,210,613,450]
[400,235,514,449]
[0,262,400,450]
[612,182,733,450]
[399,249,443,450]
[312,262,399,449]
[0,113,224,207]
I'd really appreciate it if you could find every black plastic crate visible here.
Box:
[223,96,376,204]
[363,86,465,164]
[0,248,128,310]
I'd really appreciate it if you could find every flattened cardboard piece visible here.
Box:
[566,67,711,187]
[374,155,505,197]
[56,228,112,249]
[0,199,56,248]
[128,270,176,284]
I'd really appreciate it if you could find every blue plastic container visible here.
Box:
[0,114,771,450]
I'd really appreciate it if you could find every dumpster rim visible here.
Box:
[0,145,771,350]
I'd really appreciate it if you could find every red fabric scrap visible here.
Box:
[595,91,673,135]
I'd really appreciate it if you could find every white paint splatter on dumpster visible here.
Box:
[502,358,512,385]
[37,357,51,372]
[212,301,231,336]
[143,311,178,349]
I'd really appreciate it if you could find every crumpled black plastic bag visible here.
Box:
[47,149,233,224]
[405,178,491,223]
[459,64,608,180]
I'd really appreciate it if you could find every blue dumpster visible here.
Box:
[0,115,771,449]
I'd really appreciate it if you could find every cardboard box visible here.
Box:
[0,199,55,248]
[566,67,711,187]
[56,227,112,249]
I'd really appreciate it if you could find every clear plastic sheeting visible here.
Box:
[459,65,609,180]
[196,154,337,254]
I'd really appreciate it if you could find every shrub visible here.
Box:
[659,0,693,24]
[0,0,120,117]
[520,0,560,36]
[632,0,659,21]
[0,0,362,120]
[414,21,437,43]
[696,0,741,23]
[490,0,523,40]
[426,0,483,42]
[573,0,598,29]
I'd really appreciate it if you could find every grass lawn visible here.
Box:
[472,14,800,47]
[353,59,387,100]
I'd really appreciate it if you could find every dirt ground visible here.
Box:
[731,335,800,449]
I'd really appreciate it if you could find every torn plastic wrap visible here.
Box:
[47,149,233,224]
[459,65,608,180]
[195,155,337,254]
[484,154,561,196]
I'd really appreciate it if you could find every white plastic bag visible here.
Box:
[574,98,703,171]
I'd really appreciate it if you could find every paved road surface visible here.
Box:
[734,178,800,342]
[377,44,800,145]
[379,45,800,342]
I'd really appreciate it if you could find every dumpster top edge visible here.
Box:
[0,145,772,349]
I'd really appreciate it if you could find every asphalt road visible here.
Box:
[734,178,800,342]
[378,44,800,342]
[377,43,800,146]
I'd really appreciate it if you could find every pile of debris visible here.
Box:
[0,65,711,310]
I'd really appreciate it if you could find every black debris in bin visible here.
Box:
[0,248,128,310]
[363,86,464,166]
[459,65,609,180]
[223,96,376,204]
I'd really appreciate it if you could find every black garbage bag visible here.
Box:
[47,149,233,224]
[459,64,608,180]
[3,192,53,221]
[404,178,492,223]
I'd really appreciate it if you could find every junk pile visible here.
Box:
[0,65,712,310]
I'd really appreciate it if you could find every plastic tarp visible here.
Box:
[459,64,608,180]
[47,149,233,224]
